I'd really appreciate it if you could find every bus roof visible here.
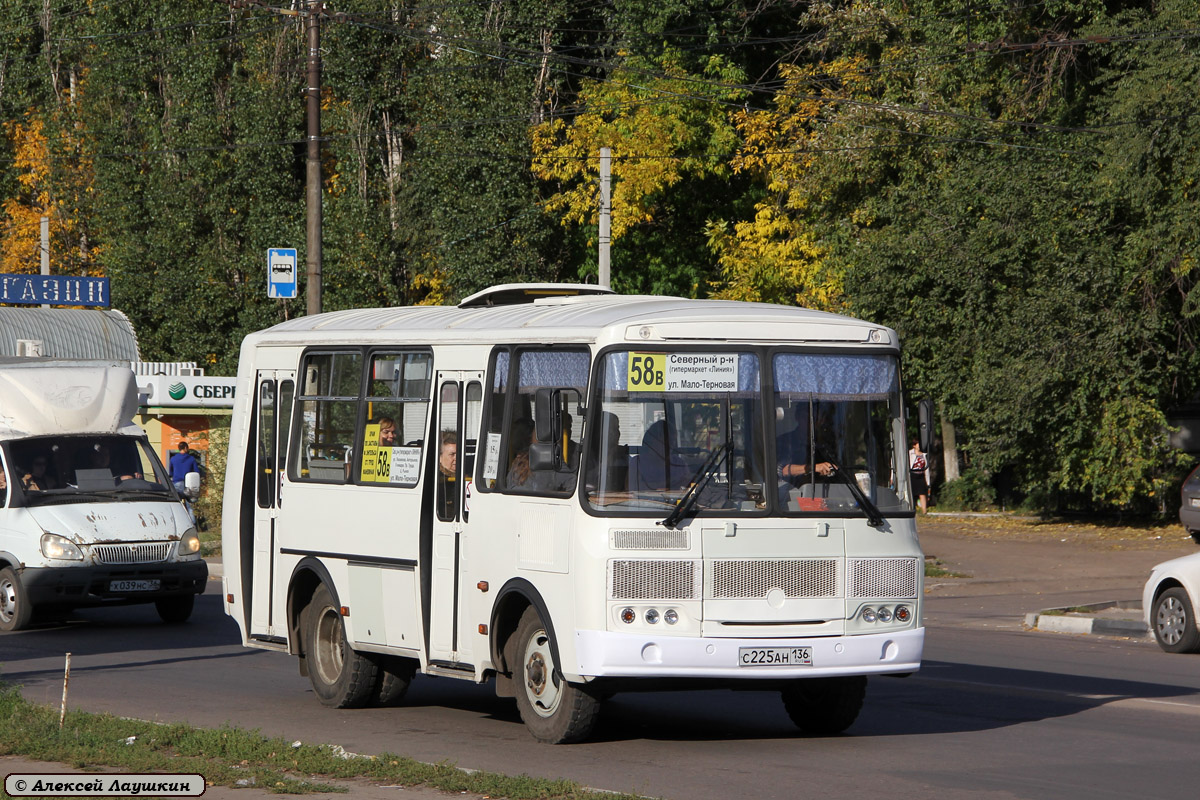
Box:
[247,287,897,348]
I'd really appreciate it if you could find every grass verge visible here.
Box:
[924,557,968,579]
[0,680,650,799]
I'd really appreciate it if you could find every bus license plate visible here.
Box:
[110,579,160,592]
[738,646,812,667]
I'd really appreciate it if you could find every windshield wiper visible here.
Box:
[659,443,728,529]
[816,449,885,528]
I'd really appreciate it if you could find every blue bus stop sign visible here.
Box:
[268,248,297,299]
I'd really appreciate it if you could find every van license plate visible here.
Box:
[738,646,813,667]
[110,579,160,592]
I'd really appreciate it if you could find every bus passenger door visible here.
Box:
[428,372,482,666]
[250,371,295,639]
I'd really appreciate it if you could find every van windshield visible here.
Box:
[8,435,173,501]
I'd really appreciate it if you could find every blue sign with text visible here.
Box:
[0,275,109,307]
[268,248,298,299]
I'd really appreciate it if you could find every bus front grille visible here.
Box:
[92,543,172,564]
[708,559,839,599]
[609,559,700,600]
[847,557,920,599]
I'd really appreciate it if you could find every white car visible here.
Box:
[1144,552,1200,653]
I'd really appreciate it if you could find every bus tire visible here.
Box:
[372,655,417,706]
[0,566,33,632]
[511,606,600,744]
[155,595,195,624]
[304,583,378,708]
[781,676,867,735]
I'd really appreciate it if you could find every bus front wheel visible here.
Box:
[781,676,867,735]
[511,606,600,744]
[304,584,378,708]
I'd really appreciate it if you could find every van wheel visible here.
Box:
[511,606,600,744]
[373,656,418,706]
[304,584,377,708]
[155,595,195,624]
[782,676,867,735]
[0,566,33,632]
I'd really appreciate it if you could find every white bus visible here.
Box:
[221,284,925,743]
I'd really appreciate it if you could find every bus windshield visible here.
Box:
[584,349,911,519]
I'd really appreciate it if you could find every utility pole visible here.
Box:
[598,147,611,289]
[305,0,323,316]
[40,216,50,309]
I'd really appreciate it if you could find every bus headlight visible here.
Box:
[664,608,679,625]
[894,605,912,623]
[41,533,83,561]
[645,608,660,625]
[177,530,201,557]
[620,607,636,624]
[861,606,877,623]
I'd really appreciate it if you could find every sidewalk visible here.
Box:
[918,514,1191,642]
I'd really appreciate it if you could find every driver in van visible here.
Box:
[22,454,57,491]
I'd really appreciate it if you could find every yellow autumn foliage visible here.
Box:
[708,57,871,311]
[531,49,744,243]
[1,108,100,278]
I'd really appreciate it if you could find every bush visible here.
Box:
[937,470,996,512]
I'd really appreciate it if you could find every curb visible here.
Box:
[1025,600,1150,639]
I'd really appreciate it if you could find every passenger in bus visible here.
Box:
[506,418,534,488]
[437,431,458,517]
[776,403,834,486]
[378,417,398,447]
[637,419,689,491]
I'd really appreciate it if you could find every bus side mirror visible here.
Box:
[534,387,557,444]
[918,399,934,454]
[184,471,200,496]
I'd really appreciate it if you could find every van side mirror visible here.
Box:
[184,471,200,495]
[918,399,934,454]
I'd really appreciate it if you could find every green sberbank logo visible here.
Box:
[168,382,187,401]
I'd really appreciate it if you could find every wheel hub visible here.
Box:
[1157,597,1186,645]
[0,579,15,622]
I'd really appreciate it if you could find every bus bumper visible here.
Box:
[573,626,924,680]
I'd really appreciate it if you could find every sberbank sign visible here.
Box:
[138,375,237,408]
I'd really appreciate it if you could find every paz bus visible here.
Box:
[221,284,925,743]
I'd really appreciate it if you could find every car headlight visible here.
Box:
[41,533,83,561]
[177,530,201,557]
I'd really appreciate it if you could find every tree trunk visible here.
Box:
[940,412,960,483]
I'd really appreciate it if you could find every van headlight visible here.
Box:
[41,533,83,561]
[177,530,201,557]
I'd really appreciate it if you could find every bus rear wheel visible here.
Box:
[511,606,601,744]
[0,567,32,632]
[372,655,417,706]
[781,676,867,735]
[304,584,378,708]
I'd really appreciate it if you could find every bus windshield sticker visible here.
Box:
[361,423,382,481]
[389,447,421,484]
[482,431,502,480]
[628,353,739,393]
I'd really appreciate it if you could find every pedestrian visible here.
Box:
[909,439,930,513]
[170,441,200,516]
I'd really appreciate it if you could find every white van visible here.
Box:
[0,359,207,631]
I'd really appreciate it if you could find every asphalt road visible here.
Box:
[3,522,1200,800]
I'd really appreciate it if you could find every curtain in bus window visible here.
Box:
[517,350,588,388]
[772,354,896,400]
